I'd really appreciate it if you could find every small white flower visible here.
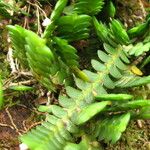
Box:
[19,143,28,150]
[42,18,51,27]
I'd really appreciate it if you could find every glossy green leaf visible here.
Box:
[59,96,75,108]
[95,94,133,101]
[91,59,106,72]
[75,101,109,125]
[106,0,116,18]
[9,85,33,91]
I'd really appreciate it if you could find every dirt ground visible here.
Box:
[0,104,42,150]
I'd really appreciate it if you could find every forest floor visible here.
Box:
[0,0,150,150]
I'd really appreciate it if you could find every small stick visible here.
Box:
[7,47,17,74]
[5,107,21,135]
[0,123,14,129]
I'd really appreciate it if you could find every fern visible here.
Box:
[124,42,150,57]
[5,1,150,149]
[94,113,130,144]
[73,0,104,15]
[11,19,150,150]
[8,1,90,89]
[20,42,131,149]
[104,0,116,18]
[52,37,79,67]
[124,31,150,57]
[8,25,72,91]
[25,29,73,91]
[93,17,130,47]
[95,94,150,111]
[127,17,150,38]
[93,94,150,143]
[115,74,150,88]
[55,14,92,41]
[19,37,150,150]
[7,25,29,68]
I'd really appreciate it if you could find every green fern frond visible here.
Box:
[25,28,72,91]
[105,100,150,112]
[109,20,130,45]
[127,17,150,38]
[93,94,150,142]
[20,108,76,150]
[105,0,116,18]
[7,25,29,68]
[21,102,108,150]
[124,42,150,57]
[115,74,150,88]
[93,17,130,46]
[20,42,130,149]
[73,0,104,15]
[19,42,149,148]
[52,37,79,67]
[8,25,72,91]
[95,94,150,114]
[94,113,130,144]
[56,14,92,41]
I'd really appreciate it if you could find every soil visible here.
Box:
[0,105,41,150]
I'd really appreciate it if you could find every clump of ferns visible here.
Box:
[7,0,150,150]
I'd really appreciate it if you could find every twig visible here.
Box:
[36,6,42,34]
[9,79,36,86]
[137,119,143,128]
[0,123,14,130]
[26,121,42,132]
[18,71,33,77]
[7,47,17,74]
[27,0,48,34]
[24,5,30,29]
[27,1,47,18]
[5,107,21,135]
[22,120,28,131]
